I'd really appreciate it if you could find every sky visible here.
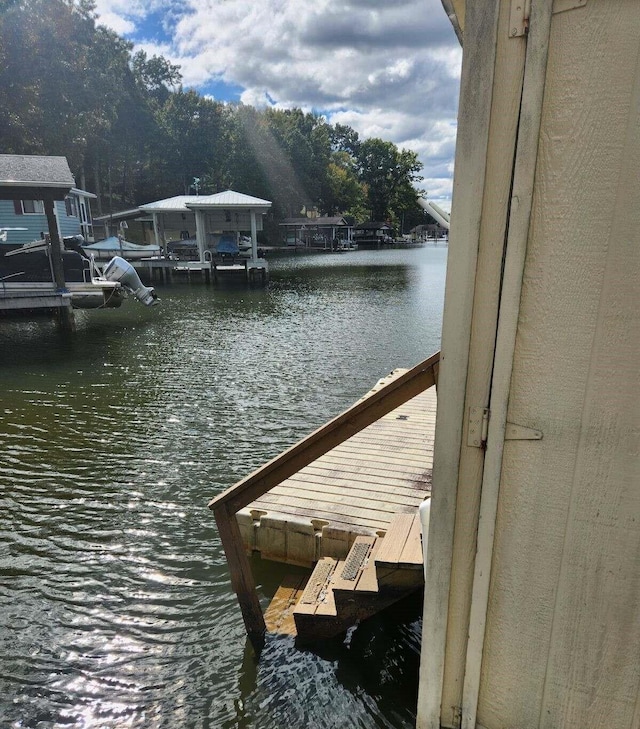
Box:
[94,0,462,208]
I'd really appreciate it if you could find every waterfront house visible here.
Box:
[0,155,96,247]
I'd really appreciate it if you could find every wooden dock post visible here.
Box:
[214,503,266,639]
[44,195,75,332]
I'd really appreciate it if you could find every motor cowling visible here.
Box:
[103,256,159,306]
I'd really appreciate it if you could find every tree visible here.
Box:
[323,151,366,217]
[330,123,361,157]
[356,138,423,222]
[131,50,181,106]
[0,0,147,210]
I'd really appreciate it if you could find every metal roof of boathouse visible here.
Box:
[280,216,350,227]
[139,190,271,214]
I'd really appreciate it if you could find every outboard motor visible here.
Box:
[103,256,159,306]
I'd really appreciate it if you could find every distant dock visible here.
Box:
[131,256,268,285]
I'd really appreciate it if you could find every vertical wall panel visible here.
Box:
[440,0,526,722]
[478,2,640,727]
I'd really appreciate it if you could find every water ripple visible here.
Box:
[0,248,446,728]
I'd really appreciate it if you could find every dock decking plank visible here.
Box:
[375,513,415,566]
[245,380,436,563]
[398,513,424,568]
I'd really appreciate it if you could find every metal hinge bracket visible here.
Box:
[468,407,490,448]
[469,407,543,447]
[553,0,587,15]
[504,422,543,440]
[509,0,531,37]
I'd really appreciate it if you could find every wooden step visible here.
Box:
[264,573,308,635]
[289,519,426,642]
[375,512,423,570]
[293,536,383,641]
[331,536,378,593]
[294,557,338,618]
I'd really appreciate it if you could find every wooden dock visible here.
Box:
[236,372,436,566]
[208,352,439,641]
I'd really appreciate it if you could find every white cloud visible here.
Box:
[94,0,461,203]
[93,0,146,32]
[95,11,136,35]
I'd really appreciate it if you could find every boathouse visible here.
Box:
[352,221,394,248]
[417,1,640,728]
[279,216,353,248]
[138,190,271,283]
[139,190,271,261]
[0,154,77,322]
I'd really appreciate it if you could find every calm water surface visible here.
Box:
[0,246,447,729]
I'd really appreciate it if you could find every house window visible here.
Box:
[21,200,45,214]
[64,196,78,217]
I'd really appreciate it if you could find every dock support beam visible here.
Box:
[44,196,75,332]
[214,503,266,640]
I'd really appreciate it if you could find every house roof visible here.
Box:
[139,190,272,214]
[280,216,350,226]
[0,154,75,189]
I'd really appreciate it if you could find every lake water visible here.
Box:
[0,246,447,729]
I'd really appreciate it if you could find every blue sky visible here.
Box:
[94,0,462,206]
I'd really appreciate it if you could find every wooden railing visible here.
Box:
[208,351,440,639]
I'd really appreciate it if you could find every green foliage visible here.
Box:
[324,151,367,218]
[132,50,181,105]
[0,1,426,231]
[356,138,423,222]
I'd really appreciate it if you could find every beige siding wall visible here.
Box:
[477,2,640,727]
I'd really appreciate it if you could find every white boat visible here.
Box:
[82,236,161,262]
[337,240,358,251]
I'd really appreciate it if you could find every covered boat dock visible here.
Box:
[138,190,271,284]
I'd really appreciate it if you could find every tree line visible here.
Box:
[0,0,436,238]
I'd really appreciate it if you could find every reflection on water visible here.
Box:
[0,247,446,728]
